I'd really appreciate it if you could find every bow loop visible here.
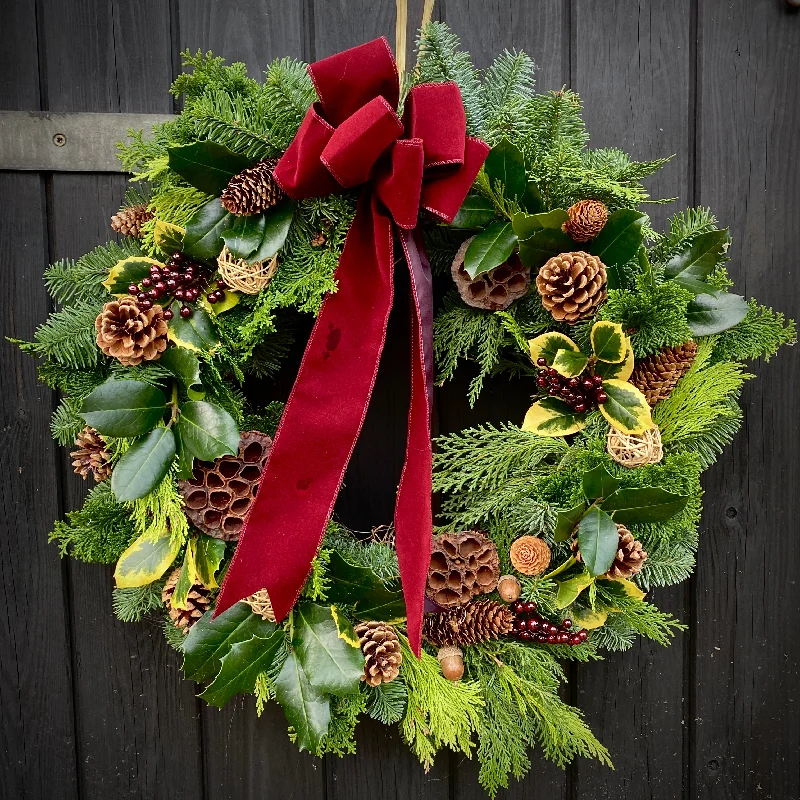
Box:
[403,82,467,168]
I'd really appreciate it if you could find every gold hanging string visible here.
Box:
[396,0,436,78]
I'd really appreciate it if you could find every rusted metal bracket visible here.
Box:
[0,111,175,171]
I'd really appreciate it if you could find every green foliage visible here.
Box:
[595,582,686,646]
[590,614,636,652]
[481,50,537,143]
[260,57,318,151]
[712,299,796,363]
[639,539,695,590]
[112,582,164,622]
[365,678,408,725]
[316,691,367,757]
[172,50,259,103]
[323,524,400,580]
[242,401,284,438]
[51,397,89,447]
[163,617,188,651]
[649,207,720,274]
[130,474,190,548]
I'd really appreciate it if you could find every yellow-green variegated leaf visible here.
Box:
[612,577,646,602]
[522,397,587,437]
[153,220,185,257]
[598,379,653,434]
[198,285,240,315]
[590,321,627,363]
[570,607,608,629]
[102,257,164,296]
[171,541,198,610]
[114,530,181,588]
[551,348,589,378]
[593,339,634,381]
[555,573,593,609]
[528,331,579,367]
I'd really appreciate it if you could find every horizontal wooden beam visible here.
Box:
[0,111,174,171]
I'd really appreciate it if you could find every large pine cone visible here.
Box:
[95,297,168,366]
[572,523,647,580]
[221,159,284,216]
[71,426,112,482]
[110,203,153,238]
[162,568,213,632]
[178,430,272,541]
[354,621,402,686]
[631,341,698,406]
[536,251,607,323]
[426,531,500,608]
[562,199,608,243]
[423,601,514,647]
[451,237,530,311]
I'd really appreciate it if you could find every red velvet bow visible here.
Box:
[216,37,488,655]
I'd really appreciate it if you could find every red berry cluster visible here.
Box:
[127,252,226,320]
[535,357,608,412]
[510,600,588,646]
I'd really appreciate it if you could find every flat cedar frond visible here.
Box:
[712,299,797,363]
[130,474,189,548]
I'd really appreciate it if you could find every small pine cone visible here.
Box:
[426,531,500,608]
[562,200,609,243]
[95,297,168,366]
[509,536,551,576]
[423,600,514,647]
[162,568,213,632]
[451,237,531,311]
[311,232,327,247]
[571,523,648,580]
[354,621,402,687]
[221,159,284,216]
[536,251,607,323]
[71,426,112,482]
[110,204,153,238]
[631,341,698,405]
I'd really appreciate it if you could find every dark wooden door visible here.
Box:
[2,1,798,798]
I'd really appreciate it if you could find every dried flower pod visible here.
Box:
[509,536,551,576]
[426,531,500,607]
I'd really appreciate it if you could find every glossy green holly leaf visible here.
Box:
[167,141,252,196]
[249,199,296,263]
[221,213,266,260]
[576,507,619,577]
[183,197,235,262]
[593,340,634,380]
[463,221,518,279]
[81,379,167,437]
[167,307,220,353]
[551,348,589,378]
[601,487,689,524]
[171,542,198,610]
[582,464,621,501]
[590,321,627,363]
[519,181,544,213]
[686,290,749,336]
[450,193,496,229]
[521,397,587,437]
[484,139,527,199]
[176,401,239,461]
[153,221,185,258]
[102,256,164,296]
[554,502,587,542]
[114,529,181,588]
[663,229,729,289]
[587,209,647,289]
[184,603,277,682]
[517,227,575,270]
[528,331,579,366]
[325,552,406,621]
[512,209,568,240]
[555,572,594,609]
[294,604,363,696]
[273,650,331,753]
[194,534,226,588]
[159,347,202,393]
[598,379,652,435]
[111,427,176,501]
[200,629,286,708]
[175,428,195,480]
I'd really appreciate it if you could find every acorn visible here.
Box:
[437,646,464,682]
[497,575,522,602]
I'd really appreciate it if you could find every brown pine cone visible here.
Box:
[571,523,647,580]
[536,251,607,323]
[631,341,698,405]
[110,204,153,238]
[509,536,551,576]
[71,426,112,482]
[354,621,402,686]
[426,531,500,608]
[423,600,514,647]
[562,200,608,243]
[451,237,531,311]
[162,568,213,632]
[221,159,284,216]
[95,297,168,366]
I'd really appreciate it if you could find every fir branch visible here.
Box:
[595,583,686,646]
[649,207,719,269]
[712,300,796,363]
[112,582,164,622]
[481,50,537,142]
[639,540,695,590]
[590,614,636,652]
[162,617,188,651]
[261,57,317,151]
[583,147,671,185]
[51,397,87,447]
[172,50,259,102]
[365,679,408,725]
[422,225,472,277]
[323,525,399,580]
[242,401,284,438]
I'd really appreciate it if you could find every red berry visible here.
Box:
[548,388,559,396]
[574,403,587,413]
[537,378,547,388]
[136,292,147,302]
[127,284,139,295]
[154,281,166,292]
[217,280,227,290]
[548,368,559,378]
[149,264,161,275]
[593,374,604,385]
[528,619,540,631]
[216,290,225,301]
[562,619,572,629]
[139,298,152,310]
[578,630,588,641]
[596,392,608,404]
[536,357,548,367]
[568,378,580,388]
[582,378,594,390]
[163,308,174,320]
[520,631,533,641]
[569,635,581,646]
[518,618,528,631]
[165,278,177,291]
[547,634,557,643]
[142,277,152,288]
[524,601,537,613]
[558,633,569,644]
[511,601,525,614]
[174,288,185,300]
[147,288,158,299]
[207,292,219,304]
[179,305,192,318]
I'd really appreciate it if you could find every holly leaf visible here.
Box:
[450,193,496,229]
[200,629,286,708]
[249,199,295,262]
[176,401,239,461]
[582,464,621,500]
[590,321,627,363]
[325,552,406,621]
[587,209,647,289]
[551,348,588,378]
[576,507,619,577]
[184,603,277,682]
[593,340,634,381]
[554,502,587,543]
[511,209,568,240]
[102,256,163,296]
[517,227,575,270]
[686,290,749,336]
[570,607,608,629]
[484,139,527,199]
[221,213,266,260]
[519,181,544,213]
[167,307,220,353]
[111,427,176,501]
[463,221,517,279]
[175,429,195,480]
[555,572,594,609]
[171,542,198,610]
[663,229,729,288]
[598,379,652,435]
[80,379,166,437]
[153,221,185,258]
[159,347,202,394]
[194,534,227,588]
[528,331,579,366]
[183,197,235,262]
[601,487,688,524]
[521,397,587,437]
[167,141,252,196]
[114,529,180,588]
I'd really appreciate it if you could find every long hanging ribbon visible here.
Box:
[215,38,488,655]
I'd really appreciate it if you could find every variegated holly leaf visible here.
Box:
[102,256,164,296]
[593,339,634,380]
[522,397,587,437]
[528,331,579,367]
[598,379,652,434]
[551,348,589,378]
[554,503,587,542]
[590,321,627,363]
[153,221,185,257]
[555,572,594,609]
[570,607,608,629]
[114,529,181,588]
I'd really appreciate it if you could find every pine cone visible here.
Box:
[423,600,514,647]
[110,204,153,238]
[536,251,607,323]
[95,297,168,366]
[451,237,530,311]
[509,536,551,576]
[162,568,213,632]
[571,523,647,580]
[631,341,698,405]
[71,427,112,482]
[221,159,284,216]
[178,430,272,541]
[562,200,608,243]
[354,621,402,686]
[426,531,500,608]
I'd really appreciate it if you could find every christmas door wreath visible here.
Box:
[18,24,795,797]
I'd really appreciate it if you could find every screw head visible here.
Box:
[53,133,66,147]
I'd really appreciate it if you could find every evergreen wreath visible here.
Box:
[16,23,795,797]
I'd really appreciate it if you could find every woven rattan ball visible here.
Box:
[606,425,663,468]
[243,589,276,622]
[217,245,278,294]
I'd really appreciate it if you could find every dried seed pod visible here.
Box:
[426,531,500,608]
